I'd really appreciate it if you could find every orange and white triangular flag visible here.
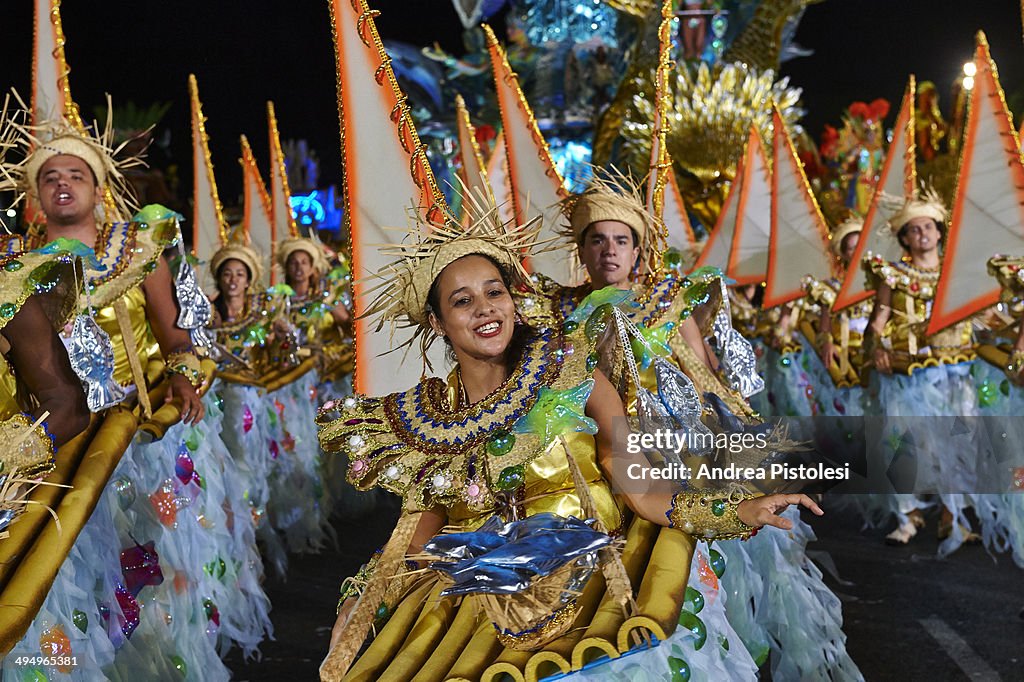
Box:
[267,101,298,241]
[28,0,84,227]
[189,74,228,292]
[484,24,574,283]
[487,132,515,225]
[725,128,772,286]
[331,0,448,393]
[32,0,79,126]
[455,94,492,208]
[927,33,1024,334]
[694,135,748,272]
[763,107,833,308]
[240,135,274,286]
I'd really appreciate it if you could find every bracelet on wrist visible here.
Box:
[165,350,203,388]
[666,490,760,541]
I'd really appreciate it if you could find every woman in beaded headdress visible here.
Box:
[316,194,820,681]
[863,189,982,550]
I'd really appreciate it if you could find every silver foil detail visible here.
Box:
[174,255,214,350]
[653,358,714,456]
[68,314,126,411]
[710,280,764,398]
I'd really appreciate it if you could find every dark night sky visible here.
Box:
[782,0,1023,141]
[0,1,1021,208]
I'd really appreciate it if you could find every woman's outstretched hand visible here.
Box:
[737,494,824,530]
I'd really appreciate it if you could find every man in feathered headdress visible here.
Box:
[1,104,206,423]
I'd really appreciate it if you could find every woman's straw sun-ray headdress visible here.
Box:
[361,179,548,365]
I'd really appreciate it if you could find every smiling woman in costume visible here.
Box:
[316,197,820,682]
[209,242,272,367]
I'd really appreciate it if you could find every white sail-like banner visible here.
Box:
[267,101,299,241]
[331,0,447,394]
[241,135,274,287]
[455,94,491,206]
[763,107,833,308]
[726,129,772,286]
[693,132,749,272]
[662,169,699,260]
[189,75,228,293]
[487,133,515,225]
[484,24,575,283]
[927,33,1024,334]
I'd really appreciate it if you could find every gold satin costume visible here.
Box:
[23,214,180,389]
[318,324,750,682]
[0,249,81,475]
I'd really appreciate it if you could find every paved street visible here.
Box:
[227,495,1024,681]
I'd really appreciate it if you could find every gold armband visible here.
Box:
[667,490,759,541]
[165,350,204,388]
[0,413,57,479]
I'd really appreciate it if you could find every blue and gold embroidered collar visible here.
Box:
[383,328,562,455]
